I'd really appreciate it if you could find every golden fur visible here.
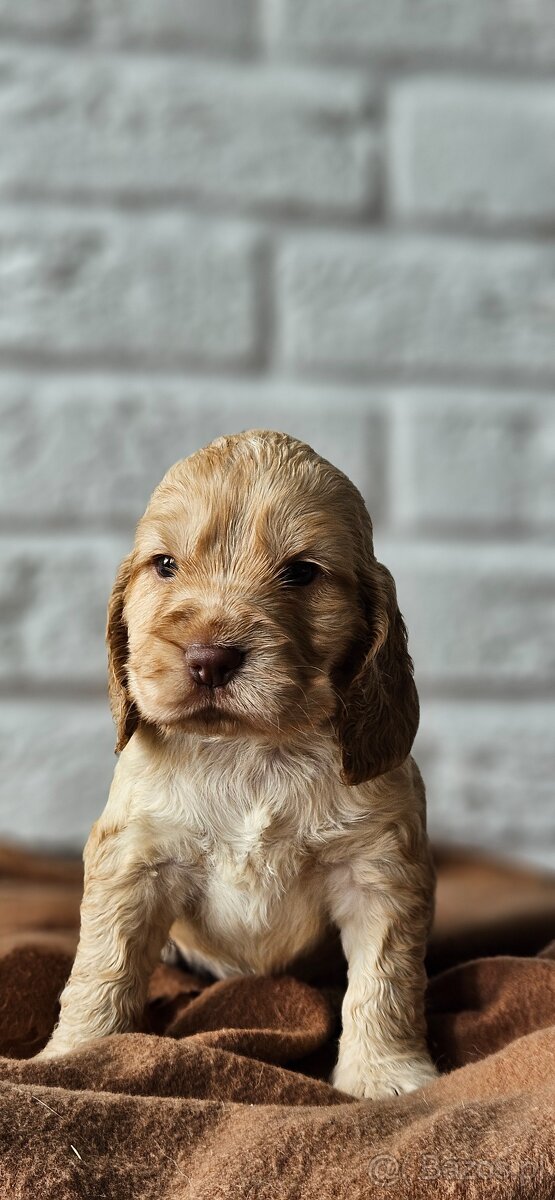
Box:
[40,431,437,1098]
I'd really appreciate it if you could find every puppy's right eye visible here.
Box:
[279,559,320,587]
[153,555,178,579]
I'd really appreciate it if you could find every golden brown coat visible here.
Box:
[40,431,436,1098]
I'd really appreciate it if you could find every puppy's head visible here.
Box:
[107,431,418,784]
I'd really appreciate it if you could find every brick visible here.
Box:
[267,0,555,67]
[0,701,115,849]
[0,374,386,525]
[529,413,555,527]
[0,0,86,39]
[0,211,260,368]
[390,80,555,228]
[392,391,533,532]
[0,536,127,685]
[392,391,555,532]
[90,0,256,53]
[377,541,555,688]
[0,0,255,54]
[278,234,555,381]
[0,51,378,217]
[415,702,555,869]
[0,377,385,527]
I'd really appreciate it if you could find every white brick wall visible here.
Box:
[266,0,555,67]
[0,2,554,870]
[391,391,554,531]
[0,0,257,53]
[278,234,555,380]
[390,80,555,229]
[0,210,261,367]
[0,52,379,216]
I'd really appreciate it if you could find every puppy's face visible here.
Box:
[109,431,419,784]
[122,434,362,741]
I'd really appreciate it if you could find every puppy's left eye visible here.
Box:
[153,555,178,579]
[279,560,320,587]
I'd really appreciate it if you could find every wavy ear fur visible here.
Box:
[106,553,139,753]
[334,559,419,786]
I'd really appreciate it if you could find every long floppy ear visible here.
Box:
[106,552,139,753]
[334,560,419,786]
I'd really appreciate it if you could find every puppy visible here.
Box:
[40,430,437,1099]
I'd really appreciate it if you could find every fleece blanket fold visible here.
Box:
[1,842,555,1199]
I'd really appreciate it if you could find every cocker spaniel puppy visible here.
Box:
[40,430,437,1099]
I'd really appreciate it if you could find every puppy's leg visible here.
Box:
[327,853,437,1099]
[39,829,175,1058]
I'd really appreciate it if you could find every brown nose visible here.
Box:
[185,643,244,689]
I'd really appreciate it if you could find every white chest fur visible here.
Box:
[112,728,357,975]
[174,736,336,972]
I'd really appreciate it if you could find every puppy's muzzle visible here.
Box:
[185,643,244,689]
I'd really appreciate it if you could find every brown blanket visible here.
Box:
[1,842,555,1199]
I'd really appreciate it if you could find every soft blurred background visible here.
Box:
[0,1,554,868]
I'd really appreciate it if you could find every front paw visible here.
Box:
[35,1040,73,1060]
[332,1053,438,1100]
[36,1029,92,1059]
